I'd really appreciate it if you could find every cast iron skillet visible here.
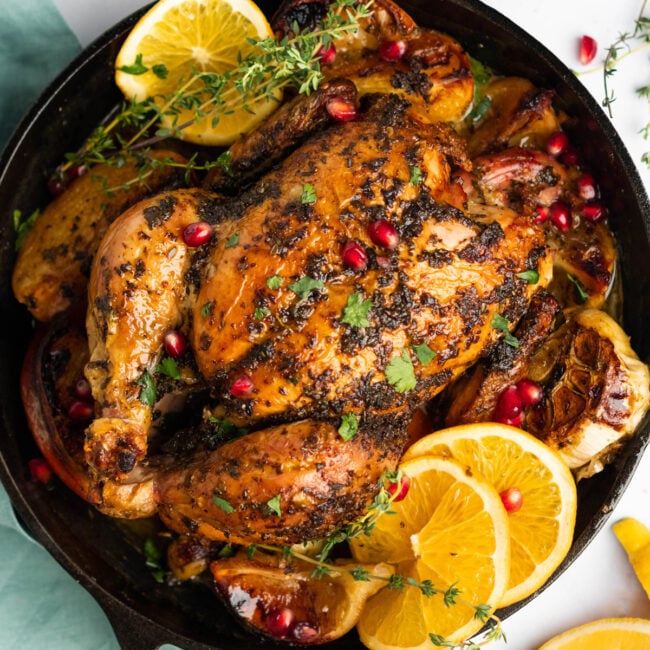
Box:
[1,0,649,648]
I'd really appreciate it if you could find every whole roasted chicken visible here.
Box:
[12,0,649,560]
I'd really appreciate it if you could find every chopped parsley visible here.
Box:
[411,342,436,366]
[516,269,539,284]
[266,494,282,516]
[467,55,493,123]
[491,313,520,348]
[266,274,284,290]
[385,349,417,393]
[201,301,214,318]
[207,416,246,440]
[301,183,317,205]
[13,208,39,251]
[152,64,168,79]
[288,276,324,300]
[341,292,373,327]
[567,273,589,303]
[117,53,148,75]
[338,413,359,441]
[136,369,156,405]
[156,357,180,380]
[225,232,240,248]
[409,165,423,186]
[213,495,235,514]
[254,306,271,320]
[143,538,165,584]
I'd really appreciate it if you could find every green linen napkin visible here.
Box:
[0,1,80,148]
[0,3,120,648]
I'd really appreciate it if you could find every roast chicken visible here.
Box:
[12,0,649,558]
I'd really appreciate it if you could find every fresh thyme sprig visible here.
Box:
[253,470,504,650]
[578,0,650,167]
[61,0,372,176]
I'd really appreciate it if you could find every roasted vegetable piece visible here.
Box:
[12,150,189,321]
[444,308,650,479]
[211,550,393,645]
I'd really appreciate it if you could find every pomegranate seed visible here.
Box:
[516,378,543,407]
[560,146,580,167]
[68,400,94,421]
[387,474,411,502]
[376,255,391,270]
[74,378,92,400]
[266,608,295,637]
[293,622,320,642]
[533,205,549,224]
[378,39,408,61]
[326,97,358,122]
[340,240,368,270]
[582,201,606,222]
[47,164,86,196]
[500,413,524,427]
[29,458,53,485]
[182,221,213,247]
[47,175,67,196]
[576,172,598,201]
[549,201,572,231]
[230,374,254,398]
[316,43,336,65]
[494,386,523,422]
[546,131,569,157]
[579,35,598,65]
[163,329,188,358]
[368,219,399,249]
[500,487,524,513]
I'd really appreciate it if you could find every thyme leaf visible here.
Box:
[213,495,235,514]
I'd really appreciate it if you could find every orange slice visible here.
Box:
[115,0,279,145]
[402,422,577,607]
[351,456,510,649]
[538,617,650,649]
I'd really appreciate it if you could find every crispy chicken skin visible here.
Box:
[14,0,649,560]
[441,289,561,426]
[193,97,553,424]
[12,150,188,322]
[442,306,650,479]
[203,78,359,194]
[85,188,223,479]
[156,414,408,545]
[82,96,553,508]
[275,0,473,124]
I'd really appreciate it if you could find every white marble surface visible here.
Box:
[25,0,650,648]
